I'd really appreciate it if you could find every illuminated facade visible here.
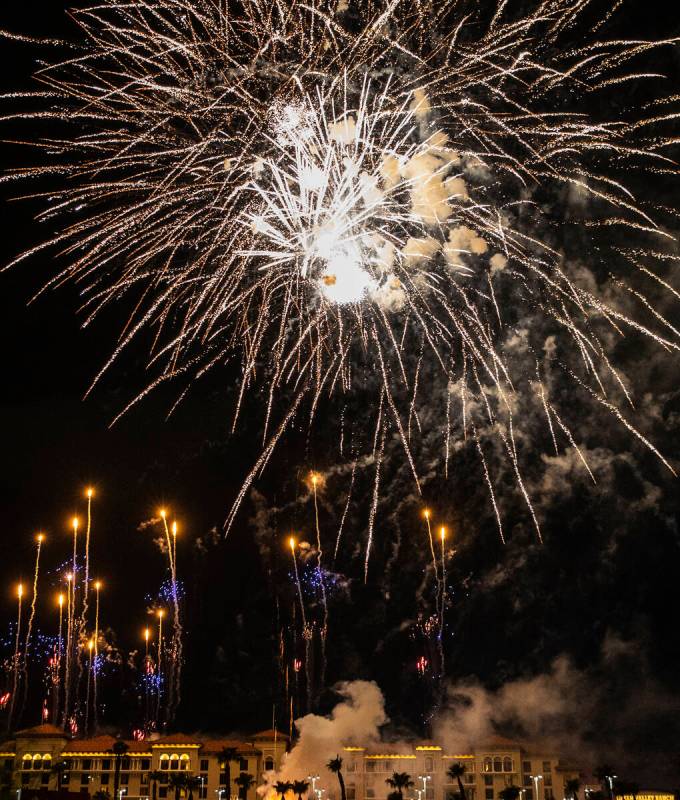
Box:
[337,737,581,800]
[0,725,287,800]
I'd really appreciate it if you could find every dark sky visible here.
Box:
[1,0,680,787]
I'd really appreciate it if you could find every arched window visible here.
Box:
[180,755,190,771]
[503,758,512,773]
[160,754,170,771]
[264,758,274,772]
[22,754,32,771]
[43,755,52,772]
[33,755,43,771]
[483,759,492,773]
[493,758,502,773]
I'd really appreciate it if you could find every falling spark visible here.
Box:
[92,580,101,733]
[310,472,329,692]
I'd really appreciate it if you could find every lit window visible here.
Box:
[483,759,492,774]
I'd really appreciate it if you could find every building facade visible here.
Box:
[0,726,288,800]
[0,728,582,800]
[338,737,581,800]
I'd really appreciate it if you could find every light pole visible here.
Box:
[418,776,431,797]
[119,788,127,800]
[531,775,543,800]
[606,776,617,800]
[215,790,225,800]
[308,776,321,795]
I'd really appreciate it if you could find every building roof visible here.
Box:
[252,729,289,742]
[15,725,68,738]
[63,737,151,755]
[200,739,258,754]
[476,736,523,751]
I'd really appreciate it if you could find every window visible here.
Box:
[544,776,552,788]
[523,777,532,788]
[239,759,248,771]
[425,757,434,773]
[81,775,90,786]
[22,775,29,786]
[503,759,512,773]
[219,773,226,785]
[346,761,356,773]
[366,789,375,799]
[465,775,475,785]
[542,764,551,774]
[142,774,150,786]
[43,755,52,771]
[63,773,71,784]
[180,754,190,771]
[199,787,208,799]
[83,760,92,771]
[493,759,502,773]
[170,755,179,771]
[122,757,131,771]
[33,755,44,771]
[102,774,110,786]
[425,789,434,800]
[366,762,376,773]
[522,763,531,775]
[483,759,492,773]
[544,791,553,800]
[159,789,168,799]
[42,774,49,785]
[103,760,111,771]
[160,775,169,786]
[484,777,493,787]
[485,791,493,800]
[264,757,274,772]
[141,759,151,771]
[201,760,209,772]
[346,787,356,800]
[4,759,13,771]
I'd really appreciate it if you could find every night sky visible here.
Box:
[1,0,680,790]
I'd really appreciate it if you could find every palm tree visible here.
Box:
[292,779,310,800]
[52,759,70,793]
[274,781,292,800]
[235,773,256,800]
[327,756,346,800]
[447,763,468,800]
[169,773,188,800]
[186,776,202,800]
[111,740,129,800]
[388,793,402,800]
[565,779,581,800]
[218,748,240,799]
[149,771,165,800]
[594,766,616,800]
[385,773,414,800]
[499,787,520,800]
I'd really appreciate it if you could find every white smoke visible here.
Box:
[260,680,387,792]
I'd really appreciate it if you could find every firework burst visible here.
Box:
[3,0,679,561]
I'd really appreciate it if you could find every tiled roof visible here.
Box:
[200,739,259,756]
[63,737,151,754]
[15,725,68,738]
[252,729,289,741]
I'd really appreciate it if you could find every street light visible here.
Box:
[119,789,127,800]
[308,776,321,794]
[531,776,543,800]
[418,776,431,796]
[215,790,225,800]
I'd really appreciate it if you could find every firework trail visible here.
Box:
[51,593,64,725]
[20,533,44,722]
[62,573,73,728]
[289,537,313,709]
[78,490,94,655]
[3,0,680,562]
[7,584,23,732]
[158,511,182,723]
[310,473,329,691]
[155,609,164,727]
[63,517,78,729]
[84,638,93,735]
[438,526,446,679]
[92,580,101,733]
